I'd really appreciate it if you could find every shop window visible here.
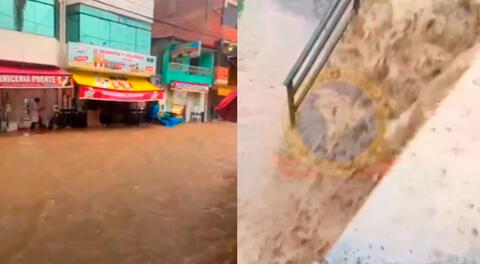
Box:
[0,0,15,30]
[135,29,151,55]
[222,3,237,29]
[80,14,110,46]
[199,52,214,68]
[110,22,136,51]
[67,13,80,42]
[67,4,152,55]
[22,0,56,37]
[190,57,200,67]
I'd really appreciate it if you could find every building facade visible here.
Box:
[0,0,72,132]
[151,0,237,122]
[64,0,162,127]
[0,0,235,131]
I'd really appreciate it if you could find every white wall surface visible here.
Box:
[322,52,480,264]
[66,0,154,23]
[0,29,61,66]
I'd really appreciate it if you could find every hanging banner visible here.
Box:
[78,86,163,102]
[0,74,72,88]
[68,42,156,77]
[171,81,209,93]
[170,41,202,59]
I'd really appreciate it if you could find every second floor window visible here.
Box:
[22,0,56,37]
[190,57,200,67]
[67,4,152,55]
[0,0,57,38]
[0,1,15,30]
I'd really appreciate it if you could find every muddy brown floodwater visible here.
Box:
[0,123,236,264]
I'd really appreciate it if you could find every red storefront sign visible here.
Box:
[214,66,229,85]
[0,74,72,88]
[78,86,163,102]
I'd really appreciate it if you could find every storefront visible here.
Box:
[211,43,237,121]
[167,81,209,122]
[67,42,162,127]
[215,87,237,122]
[0,60,73,132]
[159,40,215,122]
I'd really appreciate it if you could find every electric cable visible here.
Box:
[88,0,227,40]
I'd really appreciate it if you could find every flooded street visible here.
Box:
[0,123,236,264]
[239,0,480,261]
[238,0,382,263]
[238,0,318,204]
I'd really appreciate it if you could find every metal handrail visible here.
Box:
[284,0,359,127]
[283,0,341,90]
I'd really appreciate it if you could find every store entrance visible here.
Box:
[99,101,130,125]
[85,100,146,127]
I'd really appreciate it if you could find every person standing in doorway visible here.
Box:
[30,98,44,130]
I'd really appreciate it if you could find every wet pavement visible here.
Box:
[0,123,236,264]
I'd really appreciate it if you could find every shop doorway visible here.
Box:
[85,100,146,127]
[100,102,130,124]
[0,90,58,132]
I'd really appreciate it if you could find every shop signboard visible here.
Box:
[171,81,209,93]
[92,76,134,90]
[217,85,235,96]
[68,42,157,77]
[0,74,72,88]
[78,86,163,102]
[170,41,202,59]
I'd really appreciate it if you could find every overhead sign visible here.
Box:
[68,42,156,77]
[78,86,163,102]
[170,41,202,59]
[0,74,72,88]
[216,85,235,96]
[171,81,209,93]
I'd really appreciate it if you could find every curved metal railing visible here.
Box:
[283,0,360,127]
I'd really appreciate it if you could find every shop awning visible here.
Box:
[72,72,163,102]
[0,60,72,89]
[215,88,237,122]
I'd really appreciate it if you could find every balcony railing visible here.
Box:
[169,62,212,77]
